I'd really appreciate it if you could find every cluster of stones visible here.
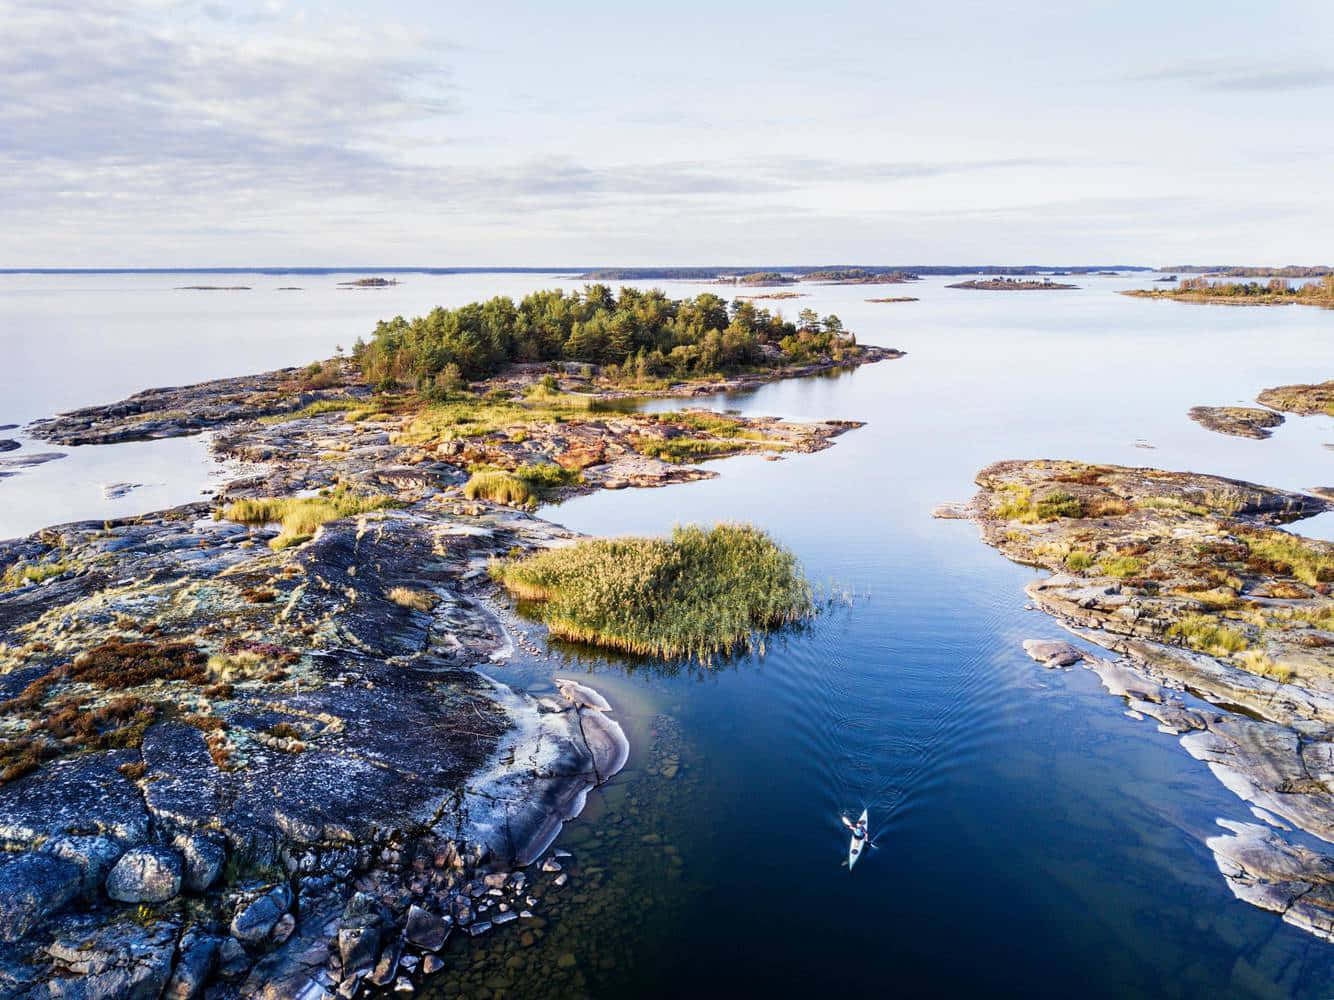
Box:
[0,825,577,1000]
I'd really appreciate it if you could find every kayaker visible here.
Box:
[842,814,868,842]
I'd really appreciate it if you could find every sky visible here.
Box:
[4,0,1333,267]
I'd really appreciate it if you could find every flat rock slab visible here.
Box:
[1188,405,1284,439]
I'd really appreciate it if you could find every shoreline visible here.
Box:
[940,460,1334,944]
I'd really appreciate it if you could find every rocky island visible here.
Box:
[941,459,1334,942]
[0,287,901,997]
[946,278,1078,290]
[1257,380,1334,418]
[1187,405,1285,439]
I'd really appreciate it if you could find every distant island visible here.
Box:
[801,268,918,285]
[175,285,251,291]
[866,296,919,303]
[736,291,803,300]
[1124,276,1334,308]
[1166,265,1334,277]
[573,264,1151,281]
[947,278,1078,291]
[337,277,400,287]
[720,272,798,287]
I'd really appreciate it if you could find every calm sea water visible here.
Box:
[3,272,1333,997]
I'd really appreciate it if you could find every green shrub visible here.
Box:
[1244,531,1334,587]
[1065,550,1094,571]
[1100,555,1143,578]
[1,558,74,591]
[259,398,361,424]
[1035,491,1083,520]
[514,462,583,490]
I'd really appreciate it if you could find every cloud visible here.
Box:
[1125,60,1334,92]
[1,0,457,208]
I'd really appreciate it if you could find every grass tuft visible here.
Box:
[387,586,438,612]
[223,490,400,549]
[1167,614,1248,657]
[463,471,536,507]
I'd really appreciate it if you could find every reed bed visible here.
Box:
[491,522,811,662]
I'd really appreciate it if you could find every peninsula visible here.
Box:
[1124,276,1334,308]
[0,287,901,997]
[941,459,1334,943]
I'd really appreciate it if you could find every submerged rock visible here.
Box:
[1022,639,1084,668]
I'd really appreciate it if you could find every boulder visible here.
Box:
[164,928,221,1000]
[0,853,82,942]
[40,835,123,898]
[230,884,292,945]
[178,833,225,893]
[106,845,183,903]
[216,937,251,980]
[44,913,178,997]
[367,940,401,987]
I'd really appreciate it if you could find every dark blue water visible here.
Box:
[528,287,1334,997]
[5,272,1333,995]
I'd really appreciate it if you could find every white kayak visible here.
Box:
[848,808,868,870]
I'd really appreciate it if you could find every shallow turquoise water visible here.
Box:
[4,272,1333,996]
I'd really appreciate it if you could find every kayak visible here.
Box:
[848,808,868,870]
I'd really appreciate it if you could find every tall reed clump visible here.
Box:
[491,523,812,662]
[223,490,399,549]
[463,471,536,507]
[463,463,583,507]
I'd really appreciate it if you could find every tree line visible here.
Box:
[353,286,854,391]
